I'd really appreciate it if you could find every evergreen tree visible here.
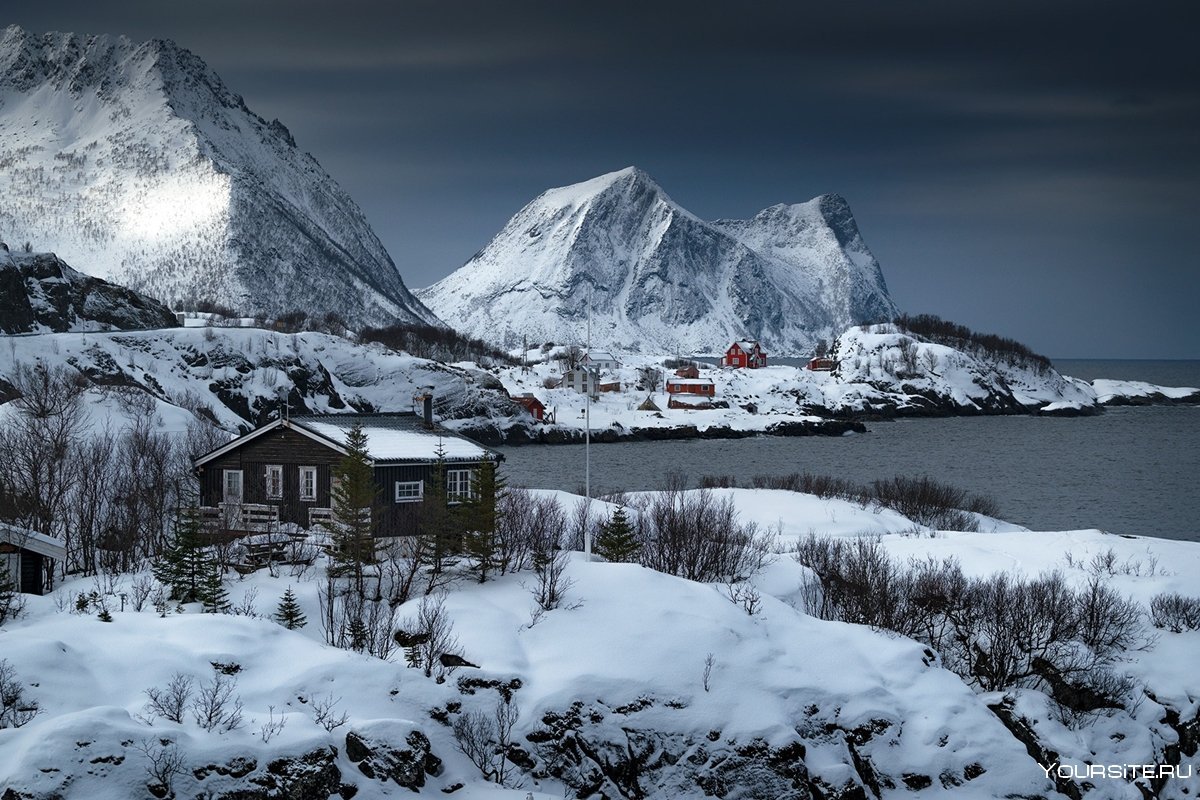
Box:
[273,586,307,629]
[417,440,461,586]
[462,459,505,583]
[595,506,640,563]
[154,507,222,604]
[198,560,230,613]
[329,424,378,597]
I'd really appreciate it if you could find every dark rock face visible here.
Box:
[344,730,442,791]
[0,252,178,334]
[203,747,341,800]
[520,699,898,800]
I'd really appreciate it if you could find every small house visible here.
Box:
[193,404,499,538]
[562,367,620,397]
[666,377,716,397]
[582,351,620,371]
[807,357,838,371]
[674,363,700,379]
[1,523,65,595]
[721,341,768,369]
[512,393,546,422]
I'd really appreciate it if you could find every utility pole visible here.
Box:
[584,287,592,560]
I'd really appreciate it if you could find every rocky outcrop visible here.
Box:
[0,251,177,334]
[344,729,443,791]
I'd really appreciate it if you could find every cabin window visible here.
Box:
[266,465,283,499]
[394,480,424,503]
[223,470,243,503]
[446,469,474,503]
[299,466,317,501]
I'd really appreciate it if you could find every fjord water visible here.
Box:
[497,360,1200,542]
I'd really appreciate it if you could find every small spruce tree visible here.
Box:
[329,423,378,597]
[595,506,640,563]
[273,587,307,629]
[417,440,461,585]
[154,506,223,604]
[462,459,505,583]
[197,559,230,613]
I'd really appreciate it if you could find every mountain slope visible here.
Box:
[0,248,178,333]
[419,167,897,354]
[0,25,440,329]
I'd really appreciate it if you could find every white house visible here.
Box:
[582,351,620,371]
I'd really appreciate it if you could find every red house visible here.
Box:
[512,393,546,422]
[674,363,700,379]
[807,357,837,371]
[666,377,715,397]
[721,341,768,369]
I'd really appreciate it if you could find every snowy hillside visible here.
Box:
[1,488,1197,798]
[0,25,439,330]
[0,327,512,433]
[419,167,897,355]
[0,249,177,334]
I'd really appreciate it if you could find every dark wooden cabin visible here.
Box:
[193,408,499,538]
[1,523,66,595]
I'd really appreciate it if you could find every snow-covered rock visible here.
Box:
[419,167,897,355]
[0,249,177,334]
[0,25,439,330]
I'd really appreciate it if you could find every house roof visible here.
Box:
[0,523,67,560]
[666,377,714,386]
[583,351,619,362]
[194,413,493,468]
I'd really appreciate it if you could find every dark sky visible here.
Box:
[11,1,1200,358]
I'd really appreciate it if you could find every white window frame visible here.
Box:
[223,469,243,503]
[446,469,474,503]
[394,480,424,503]
[299,466,317,501]
[265,464,283,499]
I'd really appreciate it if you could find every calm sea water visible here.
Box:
[497,360,1200,542]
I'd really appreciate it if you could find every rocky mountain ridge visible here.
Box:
[419,167,897,355]
[0,25,439,330]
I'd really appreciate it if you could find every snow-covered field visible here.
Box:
[2,488,1197,799]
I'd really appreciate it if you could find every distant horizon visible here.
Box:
[6,2,1199,359]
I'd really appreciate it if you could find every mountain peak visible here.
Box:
[0,27,440,329]
[420,170,897,353]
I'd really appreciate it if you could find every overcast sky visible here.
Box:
[11,1,1200,358]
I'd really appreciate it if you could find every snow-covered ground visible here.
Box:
[2,488,1196,798]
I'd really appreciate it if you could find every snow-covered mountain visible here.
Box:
[0,248,177,333]
[0,25,439,329]
[419,167,897,355]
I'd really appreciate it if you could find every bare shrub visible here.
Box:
[258,705,287,743]
[1150,592,1200,633]
[631,485,775,582]
[396,592,462,679]
[134,738,186,797]
[794,535,1151,711]
[128,574,156,612]
[311,693,350,732]
[0,659,40,728]
[702,653,715,692]
[142,673,194,724]
[452,699,522,786]
[191,672,243,732]
[724,582,763,616]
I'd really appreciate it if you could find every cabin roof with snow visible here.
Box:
[666,377,715,386]
[193,413,491,468]
[0,523,66,561]
[583,351,619,363]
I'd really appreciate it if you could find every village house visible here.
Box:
[561,367,620,398]
[674,363,700,379]
[1,522,65,595]
[807,356,838,371]
[665,377,716,397]
[511,393,546,422]
[721,341,768,369]
[193,399,498,538]
[581,350,620,371]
